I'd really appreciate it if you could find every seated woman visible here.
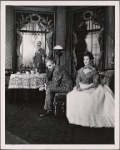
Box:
[67,51,114,128]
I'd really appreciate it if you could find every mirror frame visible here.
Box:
[13,8,56,72]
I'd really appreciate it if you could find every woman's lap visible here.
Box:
[67,85,114,113]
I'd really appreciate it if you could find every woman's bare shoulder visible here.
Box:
[77,67,84,74]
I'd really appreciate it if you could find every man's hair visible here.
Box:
[45,57,56,64]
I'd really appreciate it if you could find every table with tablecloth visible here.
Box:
[8,73,46,103]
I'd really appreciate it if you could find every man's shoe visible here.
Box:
[40,111,53,117]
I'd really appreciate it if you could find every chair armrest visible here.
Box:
[100,70,114,93]
[55,93,67,97]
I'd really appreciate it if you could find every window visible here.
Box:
[85,19,101,67]
[71,7,105,79]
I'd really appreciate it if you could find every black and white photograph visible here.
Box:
[1,1,119,149]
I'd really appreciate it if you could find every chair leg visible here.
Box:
[62,102,66,113]
[53,101,57,116]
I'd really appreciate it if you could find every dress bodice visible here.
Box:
[77,67,99,84]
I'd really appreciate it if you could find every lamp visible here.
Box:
[54,45,63,65]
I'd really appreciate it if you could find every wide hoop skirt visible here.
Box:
[66,83,114,128]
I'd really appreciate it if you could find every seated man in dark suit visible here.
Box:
[39,58,73,116]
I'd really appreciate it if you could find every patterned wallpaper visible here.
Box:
[105,7,115,70]
[6,6,14,69]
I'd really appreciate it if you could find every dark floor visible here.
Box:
[5,89,114,144]
[5,130,29,144]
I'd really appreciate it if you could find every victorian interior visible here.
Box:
[5,6,115,144]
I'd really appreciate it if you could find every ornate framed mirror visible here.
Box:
[15,10,55,72]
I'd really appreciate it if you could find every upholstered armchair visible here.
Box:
[100,70,114,93]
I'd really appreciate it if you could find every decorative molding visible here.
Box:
[13,6,57,12]
[30,14,41,23]
[16,13,54,32]
[83,11,93,20]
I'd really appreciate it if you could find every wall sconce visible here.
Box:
[54,45,63,65]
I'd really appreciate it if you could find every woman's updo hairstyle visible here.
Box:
[83,51,94,60]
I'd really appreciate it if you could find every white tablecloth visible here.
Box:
[8,73,46,89]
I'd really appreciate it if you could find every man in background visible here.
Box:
[33,41,46,72]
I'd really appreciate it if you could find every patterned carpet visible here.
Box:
[5,89,114,144]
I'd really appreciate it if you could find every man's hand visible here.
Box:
[44,83,47,90]
[77,87,87,91]
[39,86,45,91]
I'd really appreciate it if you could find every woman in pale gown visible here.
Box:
[67,51,114,128]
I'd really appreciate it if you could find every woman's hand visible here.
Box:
[76,84,80,89]
[76,84,82,91]
[77,88,82,91]
[77,87,89,91]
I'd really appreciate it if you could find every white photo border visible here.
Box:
[1,1,119,149]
